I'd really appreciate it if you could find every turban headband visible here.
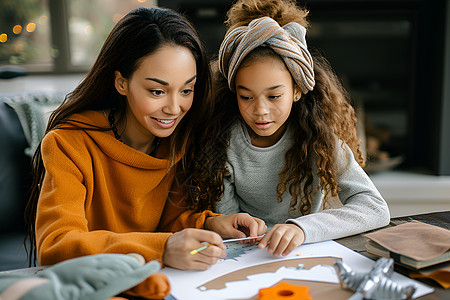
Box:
[218,17,315,94]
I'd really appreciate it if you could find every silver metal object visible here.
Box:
[333,257,416,300]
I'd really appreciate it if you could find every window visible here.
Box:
[0,0,52,71]
[0,0,157,73]
[68,0,158,68]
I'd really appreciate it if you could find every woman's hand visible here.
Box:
[258,224,305,257]
[205,213,267,240]
[162,228,226,270]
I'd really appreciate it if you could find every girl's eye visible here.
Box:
[268,95,281,100]
[181,89,193,96]
[239,95,252,101]
[149,90,164,97]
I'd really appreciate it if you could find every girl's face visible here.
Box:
[115,44,196,143]
[234,56,300,147]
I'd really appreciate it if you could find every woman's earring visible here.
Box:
[295,96,299,101]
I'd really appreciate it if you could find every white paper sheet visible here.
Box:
[161,240,434,300]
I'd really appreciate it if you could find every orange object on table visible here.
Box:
[258,281,312,299]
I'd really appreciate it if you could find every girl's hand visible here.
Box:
[258,224,305,257]
[205,213,267,240]
[163,228,226,270]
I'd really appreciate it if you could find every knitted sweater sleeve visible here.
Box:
[286,141,390,243]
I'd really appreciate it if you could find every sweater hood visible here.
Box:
[62,110,180,170]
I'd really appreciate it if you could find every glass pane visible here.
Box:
[68,0,157,67]
[0,0,52,69]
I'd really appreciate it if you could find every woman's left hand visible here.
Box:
[205,213,267,240]
[258,224,305,257]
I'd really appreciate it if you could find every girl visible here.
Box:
[24,6,265,297]
[188,0,390,258]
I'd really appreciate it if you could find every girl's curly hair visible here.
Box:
[186,0,364,214]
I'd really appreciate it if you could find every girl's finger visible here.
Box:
[255,218,268,235]
[272,231,292,257]
[236,214,260,237]
[282,239,300,256]
[258,228,274,248]
[266,230,283,255]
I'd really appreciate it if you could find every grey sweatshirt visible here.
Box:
[215,120,390,243]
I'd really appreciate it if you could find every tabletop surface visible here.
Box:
[335,210,449,300]
[2,211,448,299]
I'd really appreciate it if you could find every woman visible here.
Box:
[24,6,266,281]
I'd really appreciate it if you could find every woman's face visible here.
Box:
[115,44,196,143]
[234,56,300,148]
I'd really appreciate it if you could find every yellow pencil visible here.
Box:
[190,243,213,255]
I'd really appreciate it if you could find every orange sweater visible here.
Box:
[36,110,216,266]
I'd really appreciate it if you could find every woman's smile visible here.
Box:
[152,117,177,129]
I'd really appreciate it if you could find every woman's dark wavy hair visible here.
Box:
[187,0,364,213]
[24,6,212,266]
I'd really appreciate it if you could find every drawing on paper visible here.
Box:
[219,242,259,262]
[197,256,342,293]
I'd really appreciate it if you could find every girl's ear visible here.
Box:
[114,71,128,96]
[294,90,302,102]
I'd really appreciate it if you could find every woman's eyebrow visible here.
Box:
[185,75,197,84]
[146,77,169,85]
[145,75,197,86]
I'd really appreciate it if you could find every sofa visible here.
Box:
[0,93,65,271]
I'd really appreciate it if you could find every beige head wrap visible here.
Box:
[219,17,315,94]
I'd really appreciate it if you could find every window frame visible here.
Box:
[49,0,88,74]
